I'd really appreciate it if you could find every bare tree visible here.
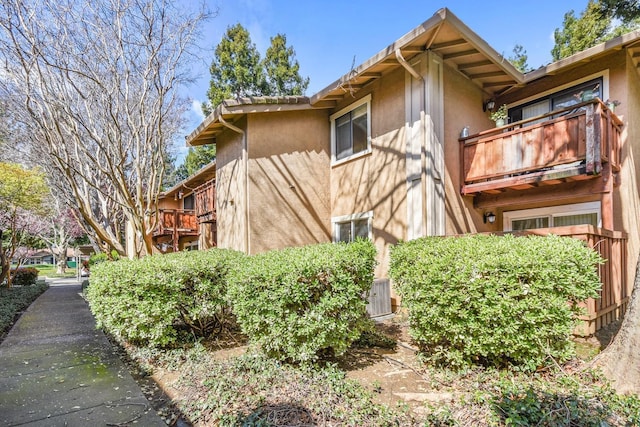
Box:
[0,0,209,257]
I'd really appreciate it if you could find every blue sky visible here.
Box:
[179,0,590,159]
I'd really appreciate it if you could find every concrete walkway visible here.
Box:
[0,279,166,427]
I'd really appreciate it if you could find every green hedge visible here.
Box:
[86,248,243,348]
[228,240,377,363]
[389,234,602,370]
[11,267,39,286]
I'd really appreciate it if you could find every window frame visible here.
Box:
[503,202,601,232]
[507,72,609,124]
[332,211,373,243]
[330,94,372,166]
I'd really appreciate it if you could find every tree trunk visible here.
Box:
[56,259,67,275]
[593,256,640,394]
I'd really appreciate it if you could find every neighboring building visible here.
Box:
[184,8,640,332]
[19,250,54,266]
[152,161,217,253]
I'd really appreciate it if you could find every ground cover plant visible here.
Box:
[390,234,602,370]
[228,239,377,363]
[86,248,243,347]
[0,281,48,339]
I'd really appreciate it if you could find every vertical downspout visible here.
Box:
[219,116,249,254]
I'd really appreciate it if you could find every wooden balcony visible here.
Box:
[195,180,216,223]
[460,100,622,196]
[153,209,198,238]
[517,225,628,335]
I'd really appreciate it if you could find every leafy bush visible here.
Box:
[11,267,39,286]
[0,281,48,336]
[389,234,602,370]
[86,248,243,348]
[89,251,119,266]
[228,240,377,363]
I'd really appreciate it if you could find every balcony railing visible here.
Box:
[516,225,628,335]
[153,209,198,237]
[459,99,622,196]
[195,180,216,223]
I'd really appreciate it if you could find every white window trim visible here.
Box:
[503,202,601,232]
[330,94,372,166]
[332,210,373,242]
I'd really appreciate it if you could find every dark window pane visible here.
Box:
[352,112,368,154]
[353,219,369,239]
[338,222,351,242]
[512,217,549,231]
[335,113,352,160]
[183,194,195,210]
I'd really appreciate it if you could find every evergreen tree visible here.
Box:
[262,34,309,96]
[188,25,309,175]
[552,0,640,61]
[174,145,217,181]
[599,0,640,22]
[203,23,265,115]
[508,44,532,73]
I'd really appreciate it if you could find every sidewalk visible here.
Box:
[0,279,166,427]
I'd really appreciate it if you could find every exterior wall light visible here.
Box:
[484,99,496,112]
[484,212,496,224]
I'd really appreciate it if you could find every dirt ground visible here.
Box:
[126,316,619,426]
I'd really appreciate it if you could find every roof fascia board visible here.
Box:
[161,161,217,197]
[310,7,524,104]
[525,30,640,82]
[438,8,524,84]
[185,96,318,146]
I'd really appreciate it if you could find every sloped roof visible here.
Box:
[186,8,524,147]
[310,8,524,107]
[161,160,216,199]
[186,96,314,147]
[524,29,640,82]
[186,8,640,148]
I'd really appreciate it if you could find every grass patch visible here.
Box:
[0,282,48,339]
[31,264,77,278]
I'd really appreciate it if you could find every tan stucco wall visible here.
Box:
[215,118,247,252]
[246,109,331,254]
[442,63,495,235]
[329,63,499,278]
[330,67,408,277]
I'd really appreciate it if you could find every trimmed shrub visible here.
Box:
[86,248,243,348]
[389,234,602,370]
[11,267,39,286]
[228,240,377,363]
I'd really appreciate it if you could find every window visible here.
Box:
[332,211,372,243]
[330,95,371,163]
[183,193,195,210]
[503,202,600,232]
[508,78,603,124]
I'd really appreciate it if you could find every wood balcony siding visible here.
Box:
[459,100,623,196]
[517,225,628,335]
[195,180,216,223]
[153,209,198,237]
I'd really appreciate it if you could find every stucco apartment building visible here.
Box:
[181,8,640,331]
